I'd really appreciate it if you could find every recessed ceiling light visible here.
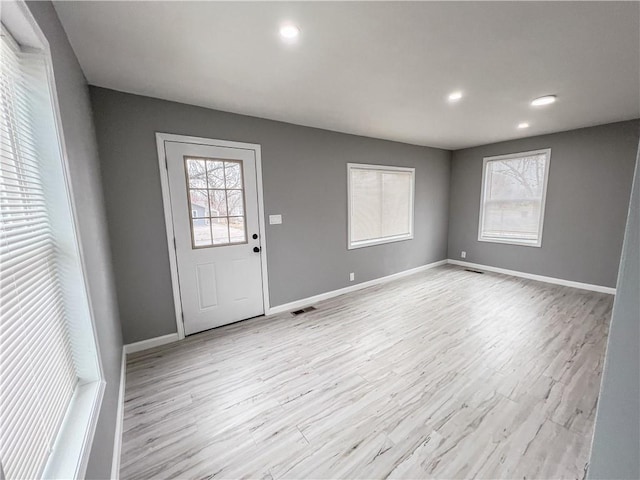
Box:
[279,24,300,40]
[448,91,463,102]
[517,122,530,129]
[531,95,557,106]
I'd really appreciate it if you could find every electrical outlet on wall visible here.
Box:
[461,251,466,259]
[349,272,355,282]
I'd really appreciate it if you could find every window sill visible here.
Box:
[43,380,105,479]
[478,236,542,248]
[349,234,414,250]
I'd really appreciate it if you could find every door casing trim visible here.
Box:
[155,132,271,340]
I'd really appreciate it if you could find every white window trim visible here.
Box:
[347,163,415,250]
[2,1,105,478]
[477,148,552,248]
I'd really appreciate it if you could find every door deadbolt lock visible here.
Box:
[252,234,258,239]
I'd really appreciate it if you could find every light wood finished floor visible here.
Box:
[121,265,612,480]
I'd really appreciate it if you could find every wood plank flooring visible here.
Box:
[121,265,612,479]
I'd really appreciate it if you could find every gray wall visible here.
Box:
[588,144,639,479]
[22,5,639,476]
[26,3,123,478]
[448,120,639,288]
[89,87,451,345]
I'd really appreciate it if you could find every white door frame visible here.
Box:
[155,132,271,340]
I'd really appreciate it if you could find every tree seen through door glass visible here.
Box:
[225,162,242,188]
[210,190,227,216]
[186,159,207,188]
[206,160,225,188]
[226,190,244,216]
[185,157,247,248]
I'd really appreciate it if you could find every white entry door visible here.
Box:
[165,140,264,335]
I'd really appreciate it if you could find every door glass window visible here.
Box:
[185,157,247,248]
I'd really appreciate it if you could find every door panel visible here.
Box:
[165,141,264,335]
[196,263,218,309]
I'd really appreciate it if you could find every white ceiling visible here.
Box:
[53,1,640,150]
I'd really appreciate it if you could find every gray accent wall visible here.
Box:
[448,120,640,288]
[89,87,451,344]
[588,144,639,479]
[27,3,123,478]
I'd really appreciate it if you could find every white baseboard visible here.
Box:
[122,259,612,356]
[123,333,180,354]
[447,259,616,295]
[267,259,449,315]
[110,349,126,479]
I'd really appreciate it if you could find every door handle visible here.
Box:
[253,246,261,253]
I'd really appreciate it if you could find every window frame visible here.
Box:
[347,163,415,250]
[477,148,552,248]
[183,156,249,249]
[1,2,105,479]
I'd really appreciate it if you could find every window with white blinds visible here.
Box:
[348,163,415,249]
[0,22,100,480]
[478,149,551,247]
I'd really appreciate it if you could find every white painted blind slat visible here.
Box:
[0,27,78,480]
[349,165,414,247]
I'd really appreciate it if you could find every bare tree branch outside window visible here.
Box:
[184,157,247,248]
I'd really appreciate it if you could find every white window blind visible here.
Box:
[348,163,415,249]
[478,149,551,247]
[0,27,79,480]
